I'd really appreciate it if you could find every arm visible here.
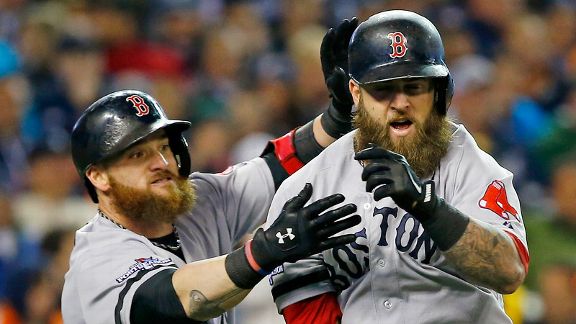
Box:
[171,256,250,321]
[355,146,526,294]
[442,219,527,294]
[168,184,360,321]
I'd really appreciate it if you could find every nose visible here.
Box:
[389,91,410,112]
[150,150,169,170]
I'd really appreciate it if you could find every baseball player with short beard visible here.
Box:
[266,10,529,324]
[61,20,361,323]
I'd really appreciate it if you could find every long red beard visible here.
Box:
[353,96,453,178]
[107,173,196,224]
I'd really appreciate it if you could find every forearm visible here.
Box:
[313,115,337,147]
[172,256,251,321]
[262,113,344,188]
[442,218,526,294]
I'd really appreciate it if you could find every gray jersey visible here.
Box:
[62,157,275,324]
[266,124,528,324]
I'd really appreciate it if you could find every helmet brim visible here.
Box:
[110,119,191,161]
[354,62,449,85]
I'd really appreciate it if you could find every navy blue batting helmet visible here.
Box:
[71,90,191,202]
[348,10,454,114]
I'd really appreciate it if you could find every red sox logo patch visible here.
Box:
[387,32,408,58]
[479,180,519,221]
[126,95,150,117]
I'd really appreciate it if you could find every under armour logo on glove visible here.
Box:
[276,228,295,244]
[249,183,360,270]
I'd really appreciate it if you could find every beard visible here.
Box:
[107,172,196,224]
[353,94,453,178]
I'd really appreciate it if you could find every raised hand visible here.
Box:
[320,17,359,138]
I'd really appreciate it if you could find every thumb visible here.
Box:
[283,183,313,212]
[327,67,353,107]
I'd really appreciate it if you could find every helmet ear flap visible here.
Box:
[446,73,454,109]
[434,74,454,115]
[169,134,191,178]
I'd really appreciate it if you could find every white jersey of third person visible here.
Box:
[62,157,275,324]
[265,124,528,324]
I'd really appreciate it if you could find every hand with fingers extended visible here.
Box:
[251,183,361,271]
[320,17,359,138]
[354,144,438,221]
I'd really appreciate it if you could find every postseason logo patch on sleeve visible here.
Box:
[115,257,174,283]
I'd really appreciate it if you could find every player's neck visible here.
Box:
[98,205,174,238]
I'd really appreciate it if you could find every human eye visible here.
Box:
[127,149,145,159]
[404,81,430,95]
[160,143,171,152]
[370,84,395,97]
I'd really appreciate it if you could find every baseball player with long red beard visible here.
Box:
[265,10,529,324]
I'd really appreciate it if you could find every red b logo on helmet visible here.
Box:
[126,95,150,117]
[387,32,408,58]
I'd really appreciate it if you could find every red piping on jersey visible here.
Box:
[504,230,530,274]
[270,129,304,175]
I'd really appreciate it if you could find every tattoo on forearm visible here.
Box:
[188,289,247,320]
[444,220,522,290]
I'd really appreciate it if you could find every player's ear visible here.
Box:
[349,79,361,106]
[86,165,111,192]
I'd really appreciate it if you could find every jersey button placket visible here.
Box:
[363,202,371,210]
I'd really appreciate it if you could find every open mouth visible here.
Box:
[389,119,413,131]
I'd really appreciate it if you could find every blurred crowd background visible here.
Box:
[0,0,575,323]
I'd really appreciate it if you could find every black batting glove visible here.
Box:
[320,17,358,138]
[354,144,470,251]
[354,144,438,222]
[252,183,360,271]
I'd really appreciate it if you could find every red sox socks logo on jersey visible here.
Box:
[478,180,519,221]
[387,32,408,58]
[125,95,150,117]
[276,228,295,244]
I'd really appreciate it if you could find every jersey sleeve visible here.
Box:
[191,157,275,244]
[445,135,529,269]
[68,232,179,324]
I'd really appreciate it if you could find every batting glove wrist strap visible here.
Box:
[250,228,282,272]
[418,197,470,251]
[294,120,324,164]
[225,245,265,289]
[321,102,353,138]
